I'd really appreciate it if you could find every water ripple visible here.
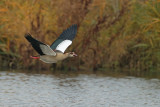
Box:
[0,72,160,107]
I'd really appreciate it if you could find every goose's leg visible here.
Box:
[30,56,40,59]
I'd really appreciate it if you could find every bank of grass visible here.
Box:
[1,68,160,79]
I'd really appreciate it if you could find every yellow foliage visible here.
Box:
[0,0,159,72]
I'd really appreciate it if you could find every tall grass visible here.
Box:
[0,0,160,75]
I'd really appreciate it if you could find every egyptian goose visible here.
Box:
[25,24,77,63]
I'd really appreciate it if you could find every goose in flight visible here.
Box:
[25,24,77,63]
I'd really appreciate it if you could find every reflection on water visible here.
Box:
[0,72,160,107]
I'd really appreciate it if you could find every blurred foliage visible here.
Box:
[0,0,160,75]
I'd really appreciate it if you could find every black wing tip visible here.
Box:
[71,24,77,32]
[24,33,32,38]
[56,24,78,41]
[71,24,77,28]
[72,24,77,26]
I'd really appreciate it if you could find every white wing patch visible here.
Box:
[56,40,72,53]
[40,44,56,56]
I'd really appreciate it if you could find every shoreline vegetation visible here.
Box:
[1,69,160,79]
[1,0,160,77]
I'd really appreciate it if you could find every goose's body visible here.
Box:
[40,52,69,63]
[25,24,77,63]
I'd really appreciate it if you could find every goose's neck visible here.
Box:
[64,53,70,58]
[65,52,75,58]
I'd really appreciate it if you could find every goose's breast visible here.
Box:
[56,53,68,61]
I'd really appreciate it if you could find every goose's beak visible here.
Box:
[73,54,78,57]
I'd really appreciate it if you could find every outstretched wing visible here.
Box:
[50,24,77,53]
[25,33,56,56]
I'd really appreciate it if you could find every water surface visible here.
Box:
[0,71,160,107]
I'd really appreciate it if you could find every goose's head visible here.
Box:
[67,52,77,57]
